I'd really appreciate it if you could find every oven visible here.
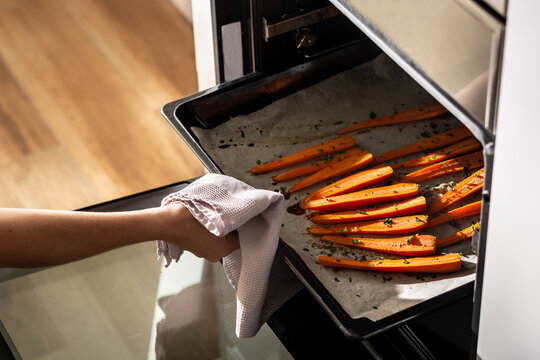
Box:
[3,1,535,358]
[180,0,537,358]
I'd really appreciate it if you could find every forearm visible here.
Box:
[0,207,168,267]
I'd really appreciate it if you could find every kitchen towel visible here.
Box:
[157,174,303,338]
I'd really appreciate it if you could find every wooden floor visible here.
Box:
[0,1,210,359]
[0,0,204,211]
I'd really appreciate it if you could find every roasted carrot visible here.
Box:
[399,151,483,183]
[425,201,482,228]
[250,135,355,174]
[302,183,419,211]
[338,103,448,134]
[308,215,428,236]
[427,168,484,215]
[372,125,472,165]
[318,253,461,273]
[321,234,436,256]
[288,150,373,193]
[272,147,364,182]
[390,138,481,169]
[437,223,480,248]
[301,165,393,205]
[311,196,426,224]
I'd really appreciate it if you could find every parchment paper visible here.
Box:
[193,54,479,321]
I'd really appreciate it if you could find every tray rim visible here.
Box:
[160,47,494,340]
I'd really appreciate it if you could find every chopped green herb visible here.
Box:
[256,160,262,165]
[280,186,287,192]
[415,217,422,222]
[349,277,352,283]
[405,235,413,243]
[377,261,383,265]
[427,155,438,161]
[352,239,360,244]
[392,203,398,210]
[324,197,331,201]
[333,121,343,125]
[449,219,460,228]
[361,256,367,261]
[334,277,340,282]
[403,259,410,264]
[323,224,330,229]
[383,218,393,226]
[420,131,430,138]
[369,111,377,119]
[357,210,368,215]
[317,149,324,153]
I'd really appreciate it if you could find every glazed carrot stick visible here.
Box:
[391,138,481,169]
[425,201,482,228]
[273,147,364,182]
[321,234,436,256]
[308,215,428,235]
[372,125,472,165]
[301,165,393,205]
[427,168,484,215]
[338,103,448,134]
[437,223,480,248]
[311,196,426,224]
[288,151,373,193]
[250,135,355,174]
[399,151,483,183]
[318,253,461,273]
[302,183,419,211]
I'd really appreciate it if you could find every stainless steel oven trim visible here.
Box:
[328,0,502,140]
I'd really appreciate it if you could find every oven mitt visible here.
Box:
[156,173,303,338]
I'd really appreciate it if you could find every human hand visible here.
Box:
[160,204,240,262]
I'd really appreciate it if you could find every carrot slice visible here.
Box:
[372,125,472,165]
[302,183,419,211]
[301,165,393,205]
[321,234,436,256]
[318,253,461,273]
[338,103,448,134]
[427,168,484,215]
[437,223,480,248]
[311,196,426,224]
[272,147,363,182]
[288,151,373,193]
[426,201,482,228]
[308,215,428,235]
[391,138,481,169]
[399,151,484,183]
[250,135,356,174]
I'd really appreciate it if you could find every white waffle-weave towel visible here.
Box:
[157,174,303,338]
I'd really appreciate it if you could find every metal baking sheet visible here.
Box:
[190,54,479,323]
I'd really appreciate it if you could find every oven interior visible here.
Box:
[164,0,499,355]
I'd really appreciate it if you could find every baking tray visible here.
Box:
[161,40,492,339]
